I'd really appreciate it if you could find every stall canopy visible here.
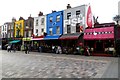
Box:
[84,26,114,40]
[59,33,83,40]
[9,40,21,44]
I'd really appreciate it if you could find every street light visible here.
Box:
[113,15,120,56]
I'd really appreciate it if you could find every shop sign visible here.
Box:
[64,14,85,26]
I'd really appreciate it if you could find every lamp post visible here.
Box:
[113,15,120,56]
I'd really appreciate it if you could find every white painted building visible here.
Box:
[63,4,93,34]
[33,15,46,37]
[1,23,9,38]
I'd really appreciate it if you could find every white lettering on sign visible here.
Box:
[64,14,85,26]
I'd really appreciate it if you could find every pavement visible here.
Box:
[0,50,119,78]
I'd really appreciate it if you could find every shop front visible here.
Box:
[59,33,84,54]
[31,35,44,51]
[43,35,61,53]
[84,26,115,56]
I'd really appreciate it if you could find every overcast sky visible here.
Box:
[0,0,119,25]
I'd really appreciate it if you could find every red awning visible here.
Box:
[31,35,44,40]
[84,27,114,40]
[59,33,82,40]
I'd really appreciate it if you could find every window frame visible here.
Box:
[67,12,71,19]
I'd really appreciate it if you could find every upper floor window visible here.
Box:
[50,16,53,22]
[41,28,44,33]
[2,26,4,31]
[76,10,81,16]
[16,24,18,28]
[49,28,53,35]
[36,19,38,26]
[29,31,32,37]
[2,33,4,38]
[11,32,13,37]
[9,25,11,30]
[56,26,60,34]
[67,25,71,33]
[67,12,71,19]
[30,21,33,27]
[36,29,38,36]
[19,23,22,28]
[4,26,6,31]
[56,15,60,22]
[76,23,80,32]
[41,18,44,25]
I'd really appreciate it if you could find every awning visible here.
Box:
[44,35,60,40]
[84,27,114,40]
[31,35,44,40]
[59,33,83,40]
[9,40,21,44]
[31,38,43,40]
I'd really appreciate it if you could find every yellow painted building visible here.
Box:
[14,20,24,37]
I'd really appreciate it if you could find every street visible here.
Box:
[0,50,118,78]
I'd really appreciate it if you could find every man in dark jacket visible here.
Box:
[25,45,28,54]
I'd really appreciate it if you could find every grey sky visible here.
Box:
[0,0,119,25]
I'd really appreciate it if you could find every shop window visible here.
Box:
[56,15,60,22]
[50,17,53,22]
[67,12,71,19]
[67,25,71,33]
[56,26,60,34]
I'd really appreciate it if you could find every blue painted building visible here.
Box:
[44,11,63,39]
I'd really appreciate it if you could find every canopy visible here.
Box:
[59,33,83,40]
[44,35,60,40]
[84,27,114,40]
[9,40,21,44]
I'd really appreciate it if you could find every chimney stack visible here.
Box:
[19,16,24,20]
[38,11,43,16]
[52,10,56,13]
[67,4,71,9]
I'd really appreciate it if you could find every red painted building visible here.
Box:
[84,23,117,56]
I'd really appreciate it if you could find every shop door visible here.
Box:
[96,41,104,53]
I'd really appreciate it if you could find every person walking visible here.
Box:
[13,45,16,52]
[25,45,28,54]
[84,46,90,56]
[7,45,11,52]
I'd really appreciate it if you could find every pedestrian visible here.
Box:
[13,45,16,52]
[52,45,55,53]
[84,46,90,56]
[39,46,42,53]
[25,45,28,54]
[7,45,11,52]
